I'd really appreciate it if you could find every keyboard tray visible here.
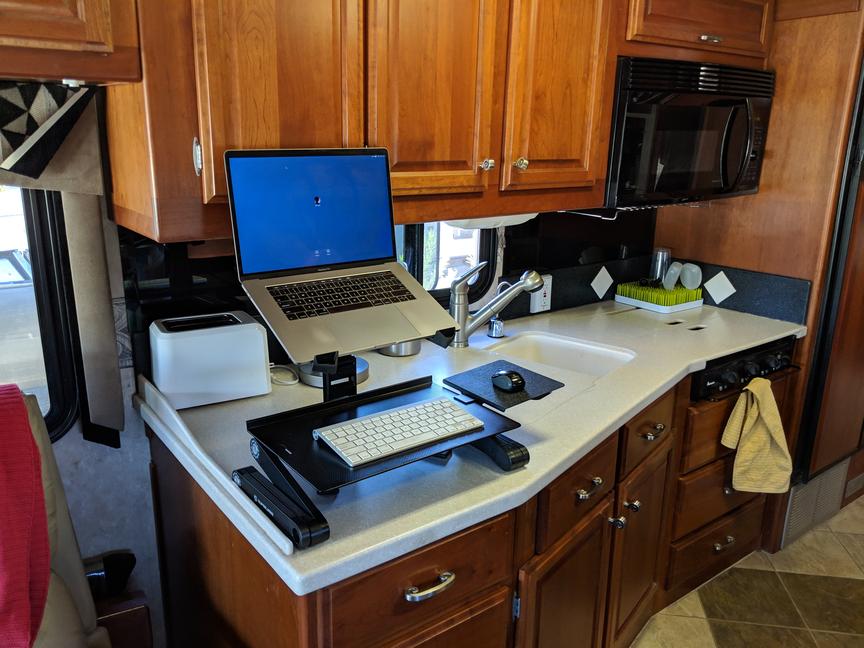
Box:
[247,377,520,494]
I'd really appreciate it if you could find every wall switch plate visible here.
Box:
[530,274,553,313]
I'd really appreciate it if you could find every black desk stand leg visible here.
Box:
[313,352,358,402]
[471,434,530,471]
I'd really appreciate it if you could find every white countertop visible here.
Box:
[136,301,805,595]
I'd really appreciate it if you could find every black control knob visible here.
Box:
[721,369,741,387]
[762,356,781,373]
[743,361,760,379]
[778,354,792,368]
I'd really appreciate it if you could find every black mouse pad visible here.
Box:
[443,360,564,411]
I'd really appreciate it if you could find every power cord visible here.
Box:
[269,363,300,386]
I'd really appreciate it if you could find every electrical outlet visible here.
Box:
[530,274,553,313]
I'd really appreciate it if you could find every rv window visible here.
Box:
[0,187,79,440]
[398,224,495,305]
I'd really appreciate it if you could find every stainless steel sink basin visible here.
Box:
[487,332,635,376]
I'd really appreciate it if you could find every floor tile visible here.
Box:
[708,620,816,647]
[828,498,864,535]
[735,550,774,571]
[698,568,805,627]
[812,632,864,647]
[631,615,715,648]
[836,533,864,572]
[659,588,707,618]
[767,530,864,579]
[780,573,864,634]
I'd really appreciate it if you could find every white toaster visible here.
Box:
[150,311,271,409]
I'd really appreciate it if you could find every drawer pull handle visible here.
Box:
[641,423,666,441]
[513,157,530,171]
[608,516,627,530]
[624,499,642,512]
[576,476,604,501]
[404,571,456,603]
[699,33,724,43]
[723,486,735,496]
[713,536,736,553]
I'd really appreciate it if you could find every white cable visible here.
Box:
[269,363,300,386]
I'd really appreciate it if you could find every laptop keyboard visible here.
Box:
[266,271,416,320]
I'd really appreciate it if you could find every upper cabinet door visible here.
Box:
[627,0,774,58]
[500,0,612,192]
[191,0,364,203]
[0,0,113,52]
[367,0,500,196]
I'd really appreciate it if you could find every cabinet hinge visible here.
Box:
[192,137,203,177]
[512,593,521,619]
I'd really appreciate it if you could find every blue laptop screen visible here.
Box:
[227,152,396,276]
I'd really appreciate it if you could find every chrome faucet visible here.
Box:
[449,261,545,348]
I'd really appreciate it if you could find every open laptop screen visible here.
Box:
[226,150,397,277]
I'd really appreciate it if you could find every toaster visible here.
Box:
[150,311,271,409]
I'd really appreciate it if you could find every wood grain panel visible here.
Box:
[776,0,859,20]
[149,434,316,648]
[619,390,676,478]
[367,0,499,196]
[500,0,612,191]
[322,513,514,648]
[0,0,112,52]
[606,438,675,648]
[810,181,864,474]
[0,0,138,81]
[536,433,618,553]
[516,495,613,648]
[627,0,774,57]
[192,0,364,203]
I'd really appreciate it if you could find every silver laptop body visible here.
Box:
[225,148,457,364]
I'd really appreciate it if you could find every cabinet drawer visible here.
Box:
[681,375,789,474]
[324,513,514,648]
[627,0,773,58]
[619,390,675,478]
[667,496,765,588]
[672,456,758,540]
[536,434,618,553]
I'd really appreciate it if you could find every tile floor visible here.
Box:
[632,496,864,647]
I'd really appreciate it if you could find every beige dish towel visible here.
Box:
[720,377,792,493]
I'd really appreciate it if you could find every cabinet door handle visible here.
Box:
[713,536,736,553]
[576,476,604,502]
[479,158,496,171]
[624,499,642,512]
[699,33,724,43]
[404,571,456,603]
[192,137,203,176]
[513,157,529,171]
[641,422,666,441]
[608,516,627,529]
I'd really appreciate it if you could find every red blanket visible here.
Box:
[0,385,50,647]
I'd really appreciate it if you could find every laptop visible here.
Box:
[224,148,458,364]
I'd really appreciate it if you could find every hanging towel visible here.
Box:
[721,377,792,493]
[0,385,50,648]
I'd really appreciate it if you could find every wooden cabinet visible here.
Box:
[627,0,774,58]
[191,0,363,204]
[0,0,139,82]
[367,0,499,196]
[619,390,676,478]
[516,495,613,648]
[500,0,613,191]
[605,437,674,648]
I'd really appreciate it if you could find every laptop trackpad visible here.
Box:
[327,306,420,353]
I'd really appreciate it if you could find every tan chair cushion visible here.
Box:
[34,572,88,648]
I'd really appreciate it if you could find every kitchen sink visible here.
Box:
[487,332,636,376]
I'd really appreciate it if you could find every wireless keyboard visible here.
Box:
[312,397,484,468]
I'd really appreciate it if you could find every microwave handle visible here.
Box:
[720,100,754,191]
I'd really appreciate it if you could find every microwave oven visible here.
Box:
[605,57,775,210]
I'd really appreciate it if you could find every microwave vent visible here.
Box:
[623,57,775,98]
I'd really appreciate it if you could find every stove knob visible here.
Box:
[762,356,781,373]
[721,369,741,388]
[779,354,792,368]
[743,361,760,379]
